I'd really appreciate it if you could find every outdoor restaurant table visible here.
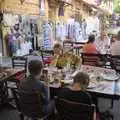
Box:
[0,67,25,105]
[114,79,120,98]
[47,65,120,100]
[80,65,117,98]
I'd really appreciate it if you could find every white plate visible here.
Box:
[71,71,79,77]
[61,79,73,84]
[101,73,119,81]
[88,81,98,89]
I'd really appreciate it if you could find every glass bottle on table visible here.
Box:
[66,61,71,72]
[43,69,49,85]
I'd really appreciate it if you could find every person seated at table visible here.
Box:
[20,60,54,115]
[95,32,111,54]
[83,34,98,54]
[58,72,92,104]
[51,43,82,68]
[111,31,120,55]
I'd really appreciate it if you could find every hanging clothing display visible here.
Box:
[86,16,100,35]
[74,21,83,42]
[68,23,75,39]
[3,13,35,56]
[61,23,66,41]
[40,0,46,16]
[56,23,61,39]
[55,20,87,42]
[56,23,66,41]
[43,23,53,50]
[17,41,32,56]
[82,20,87,40]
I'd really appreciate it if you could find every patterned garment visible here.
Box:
[51,52,81,68]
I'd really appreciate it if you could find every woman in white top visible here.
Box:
[111,31,120,55]
[95,33,111,54]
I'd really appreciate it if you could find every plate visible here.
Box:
[101,73,119,81]
[61,79,73,84]
[87,81,98,89]
[71,71,79,77]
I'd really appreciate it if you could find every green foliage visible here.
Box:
[114,0,120,13]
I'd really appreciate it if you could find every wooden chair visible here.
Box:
[11,88,53,120]
[39,49,53,65]
[81,53,101,66]
[63,40,74,53]
[55,98,96,120]
[63,40,74,47]
[110,55,120,73]
[7,56,27,88]
[73,42,85,55]
[81,53,111,68]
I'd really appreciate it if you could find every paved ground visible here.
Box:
[0,98,120,120]
[0,106,20,120]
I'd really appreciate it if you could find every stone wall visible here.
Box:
[1,0,39,15]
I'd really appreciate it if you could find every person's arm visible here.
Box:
[94,44,100,54]
[110,43,115,55]
[41,83,50,104]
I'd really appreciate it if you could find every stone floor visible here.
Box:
[0,57,120,120]
[0,106,20,120]
[0,98,120,120]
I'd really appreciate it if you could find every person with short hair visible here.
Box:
[20,60,53,115]
[53,43,63,55]
[51,43,64,67]
[95,32,111,54]
[58,72,92,104]
[83,34,98,54]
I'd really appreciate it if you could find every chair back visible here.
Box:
[81,53,100,66]
[111,55,120,73]
[39,49,53,65]
[55,98,95,120]
[12,88,43,118]
[63,40,74,47]
[63,40,74,53]
[12,56,27,72]
[73,42,85,55]
[19,91,42,118]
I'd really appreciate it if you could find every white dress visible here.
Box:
[111,41,120,55]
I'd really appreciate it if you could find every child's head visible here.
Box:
[73,72,90,91]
